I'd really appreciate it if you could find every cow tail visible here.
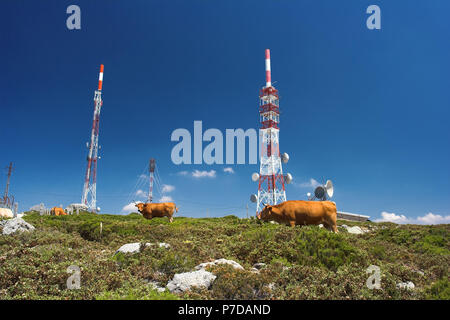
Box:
[175,206,179,213]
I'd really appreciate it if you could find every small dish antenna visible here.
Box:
[312,179,334,201]
[251,173,260,182]
[325,180,334,198]
[250,194,258,203]
[285,173,293,184]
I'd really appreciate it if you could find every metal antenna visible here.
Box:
[251,49,292,214]
[82,65,104,213]
[148,158,155,203]
[4,162,13,201]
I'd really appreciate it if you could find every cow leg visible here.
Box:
[169,216,173,223]
[324,220,338,233]
[289,220,296,227]
[332,224,339,233]
[325,214,339,233]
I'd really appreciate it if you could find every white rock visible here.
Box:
[115,243,141,254]
[342,225,364,235]
[115,242,171,255]
[145,242,171,249]
[252,263,266,270]
[397,281,415,291]
[167,269,216,293]
[0,217,35,235]
[148,281,166,293]
[195,258,244,271]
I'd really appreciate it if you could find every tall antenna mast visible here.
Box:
[4,162,13,201]
[82,64,104,213]
[251,50,292,213]
[148,158,155,203]
[1,162,14,209]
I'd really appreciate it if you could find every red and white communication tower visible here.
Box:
[0,162,14,209]
[81,64,104,212]
[251,50,292,213]
[148,158,155,203]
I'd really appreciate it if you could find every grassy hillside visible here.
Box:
[0,212,448,300]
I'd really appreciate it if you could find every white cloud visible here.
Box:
[375,211,410,224]
[122,201,139,214]
[223,167,234,174]
[375,211,450,225]
[29,203,44,211]
[135,189,147,198]
[162,184,175,193]
[297,178,320,188]
[417,213,450,225]
[177,171,189,176]
[139,174,148,179]
[192,169,216,178]
[159,195,173,202]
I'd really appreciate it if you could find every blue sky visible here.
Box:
[1,0,449,223]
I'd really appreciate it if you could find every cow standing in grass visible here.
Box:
[257,200,338,233]
[135,202,178,223]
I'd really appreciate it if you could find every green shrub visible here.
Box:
[425,277,450,300]
[295,228,366,271]
[96,281,178,300]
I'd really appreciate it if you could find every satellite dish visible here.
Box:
[314,186,326,200]
[251,173,260,182]
[312,179,334,201]
[281,153,289,163]
[285,173,293,184]
[250,194,258,203]
[96,207,101,212]
[325,180,334,198]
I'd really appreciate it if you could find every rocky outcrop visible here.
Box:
[115,242,170,255]
[166,258,244,293]
[195,258,244,271]
[0,217,35,235]
[167,269,217,293]
[340,225,368,235]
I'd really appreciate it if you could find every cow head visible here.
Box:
[258,204,273,221]
[135,202,145,213]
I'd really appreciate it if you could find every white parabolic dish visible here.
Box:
[325,180,334,198]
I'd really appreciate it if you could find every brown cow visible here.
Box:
[135,202,179,223]
[257,200,338,233]
[51,207,67,216]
